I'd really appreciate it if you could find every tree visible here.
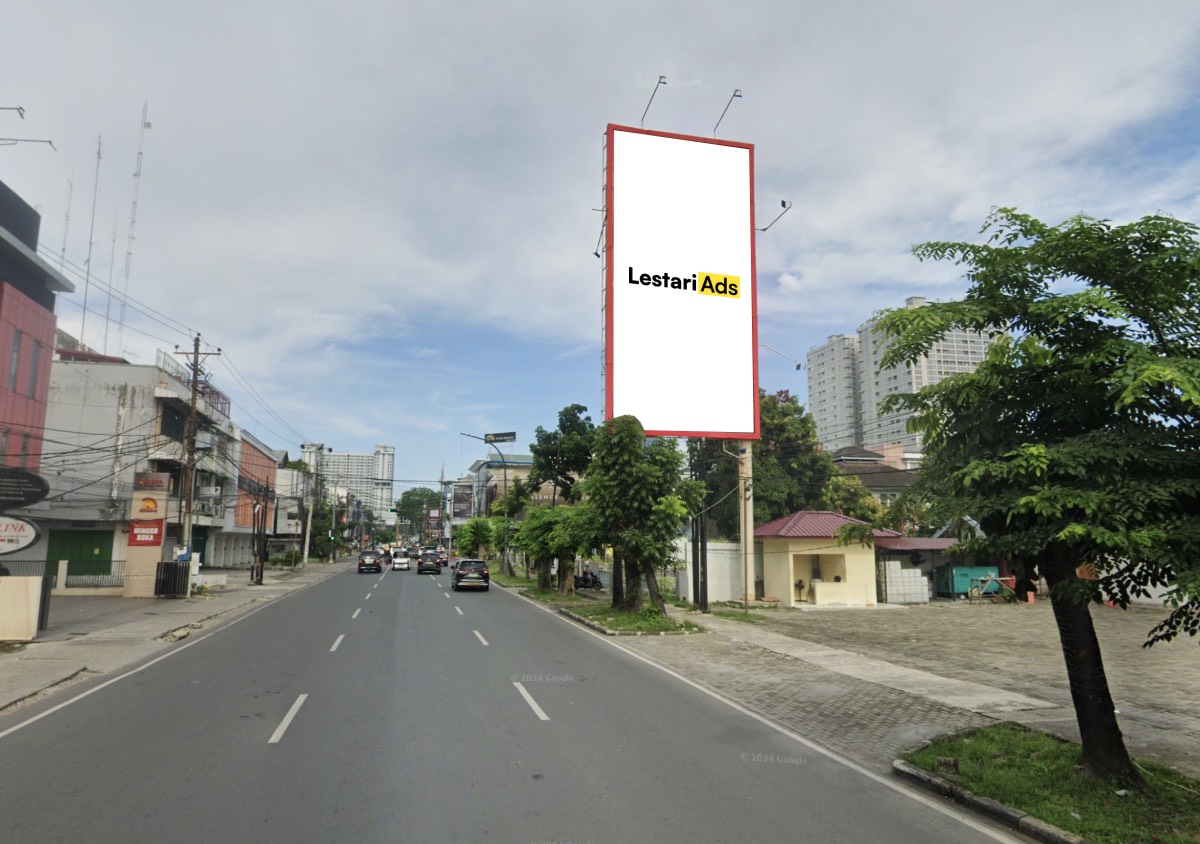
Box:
[876,208,1200,782]
[586,416,703,613]
[528,404,596,506]
[696,390,834,539]
[822,473,883,522]
[456,517,492,559]
[394,487,441,541]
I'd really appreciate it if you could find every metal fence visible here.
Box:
[0,558,128,588]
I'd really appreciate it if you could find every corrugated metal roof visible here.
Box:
[755,510,902,539]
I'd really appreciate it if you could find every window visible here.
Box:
[27,341,41,398]
[8,330,21,390]
[18,433,29,468]
[0,429,8,461]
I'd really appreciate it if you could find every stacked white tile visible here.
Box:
[883,559,929,603]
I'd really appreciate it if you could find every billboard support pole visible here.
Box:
[739,440,754,614]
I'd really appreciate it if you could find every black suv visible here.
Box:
[451,559,490,591]
[357,551,383,573]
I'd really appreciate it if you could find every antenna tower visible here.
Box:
[116,102,150,358]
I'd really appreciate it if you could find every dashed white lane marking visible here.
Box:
[352,608,361,619]
[473,630,489,646]
[513,682,549,721]
[330,634,345,652]
[268,694,308,744]
[365,593,372,601]
[455,606,463,615]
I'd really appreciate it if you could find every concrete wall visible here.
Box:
[674,540,744,604]
[0,576,42,640]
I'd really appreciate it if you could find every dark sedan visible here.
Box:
[451,559,490,591]
[357,551,383,574]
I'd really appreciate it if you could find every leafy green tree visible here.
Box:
[528,404,596,506]
[455,517,492,559]
[822,473,883,522]
[586,416,703,613]
[394,487,441,540]
[876,208,1200,782]
[695,390,833,539]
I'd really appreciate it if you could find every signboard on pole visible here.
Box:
[484,432,516,444]
[604,124,759,439]
[0,467,50,509]
[129,519,165,547]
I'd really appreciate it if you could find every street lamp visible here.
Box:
[461,432,511,570]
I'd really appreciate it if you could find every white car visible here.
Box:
[392,554,410,571]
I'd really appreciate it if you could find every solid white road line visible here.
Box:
[513,682,550,721]
[455,606,463,615]
[473,630,489,646]
[352,608,361,619]
[268,693,308,744]
[330,634,345,652]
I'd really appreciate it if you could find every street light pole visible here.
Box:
[461,432,511,572]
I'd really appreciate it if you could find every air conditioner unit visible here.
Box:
[197,486,222,498]
[195,431,216,451]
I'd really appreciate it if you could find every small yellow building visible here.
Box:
[756,511,900,608]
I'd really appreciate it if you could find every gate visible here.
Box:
[154,562,190,597]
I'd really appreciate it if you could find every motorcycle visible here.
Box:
[573,571,603,591]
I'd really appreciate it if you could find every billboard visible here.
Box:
[605,124,759,440]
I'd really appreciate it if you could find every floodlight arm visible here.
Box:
[756,199,792,232]
[714,88,742,137]
[760,343,804,370]
[640,75,667,128]
[0,137,55,150]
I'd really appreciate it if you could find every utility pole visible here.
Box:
[739,440,755,614]
[176,334,221,579]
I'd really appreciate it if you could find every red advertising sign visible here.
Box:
[129,519,165,547]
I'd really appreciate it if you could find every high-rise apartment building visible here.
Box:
[808,297,998,452]
[303,443,394,515]
[805,334,861,452]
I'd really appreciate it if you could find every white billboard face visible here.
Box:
[605,125,759,439]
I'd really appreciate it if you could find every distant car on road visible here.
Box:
[416,554,440,575]
[392,553,410,571]
[357,551,383,574]
[451,559,490,591]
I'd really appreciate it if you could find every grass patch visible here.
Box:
[711,609,766,623]
[520,586,587,603]
[491,570,536,588]
[906,722,1200,844]
[570,602,700,633]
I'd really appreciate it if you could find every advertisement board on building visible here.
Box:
[604,125,759,439]
[0,515,40,555]
[452,487,472,520]
[129,519,165,547]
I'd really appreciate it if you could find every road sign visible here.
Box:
[484,432,516,444]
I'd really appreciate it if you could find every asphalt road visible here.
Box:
[0,565,1027,844]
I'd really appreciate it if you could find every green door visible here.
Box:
[47,529,114,576]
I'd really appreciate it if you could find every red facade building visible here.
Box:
[0,181,72,472]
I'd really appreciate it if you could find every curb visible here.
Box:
[892,760,1089,844]
[558,607,699,637]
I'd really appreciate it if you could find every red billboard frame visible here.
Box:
[604,124,760,440]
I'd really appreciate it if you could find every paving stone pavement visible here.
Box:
[616,598,1200,779]
[620,629,996,772]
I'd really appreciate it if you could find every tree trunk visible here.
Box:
[537,556,552,591]
[558,555,575,595]
[644,564,666,616]
[623,554,643,612]
[1043,547,1142,784]
[610,547,625,609]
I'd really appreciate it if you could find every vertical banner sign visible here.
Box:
[605,124,759,439]
[126,472,171,597]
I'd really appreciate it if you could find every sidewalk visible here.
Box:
[0,560,350,715]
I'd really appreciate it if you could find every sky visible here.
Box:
[4,0,1200,499]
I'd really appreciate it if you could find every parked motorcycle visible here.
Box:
[573,571,603,590]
